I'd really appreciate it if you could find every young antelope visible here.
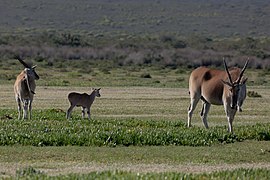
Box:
[66,88,101,120]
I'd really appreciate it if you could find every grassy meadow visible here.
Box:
[0,81,270,178]
[0,0,270,178]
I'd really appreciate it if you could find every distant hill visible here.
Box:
[1,0,269,37]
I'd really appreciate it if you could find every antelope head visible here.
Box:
[17,57,40,80]
[93,88,101,97]
[222,59,249,111]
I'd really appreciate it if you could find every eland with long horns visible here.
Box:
[14,57,39,120]
[187,59,249,133]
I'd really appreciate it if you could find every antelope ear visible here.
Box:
[98,88,101,90]
[221,79,232,87]
[32,65,37,69]
[241,77,248,84]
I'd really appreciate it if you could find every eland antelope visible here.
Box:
[66,88,101,120]
[188,59,249,133]
[14,58,39,120]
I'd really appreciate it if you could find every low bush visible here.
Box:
[247,91,262,98]
[0,32,270,70]
[140,73,152,78]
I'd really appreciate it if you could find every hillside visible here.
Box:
[1,0,270,37]
[0,0,269,72]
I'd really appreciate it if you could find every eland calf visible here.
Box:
[188,59,249,133]
[14,58,39,120]
[66,88,101,120]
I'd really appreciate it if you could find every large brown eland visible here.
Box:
[66,88,101,120]
[188,59,249,133]
[14,58,39,120]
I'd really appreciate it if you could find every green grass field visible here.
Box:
[0,84,269,178]
[1,141,270,178]
[1,49,269,179]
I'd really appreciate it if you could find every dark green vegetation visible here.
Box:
[0,109,269,147]
[1,58,270,87]
[1,31,270,70]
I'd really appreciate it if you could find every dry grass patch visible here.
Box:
[0,85,269,126]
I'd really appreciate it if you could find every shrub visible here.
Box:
[16,166,44,177]
[140,73,152,78]
[0,31,270,69]
[53,33,85,47]
[172,40,187,49]
[247,91,262,98]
